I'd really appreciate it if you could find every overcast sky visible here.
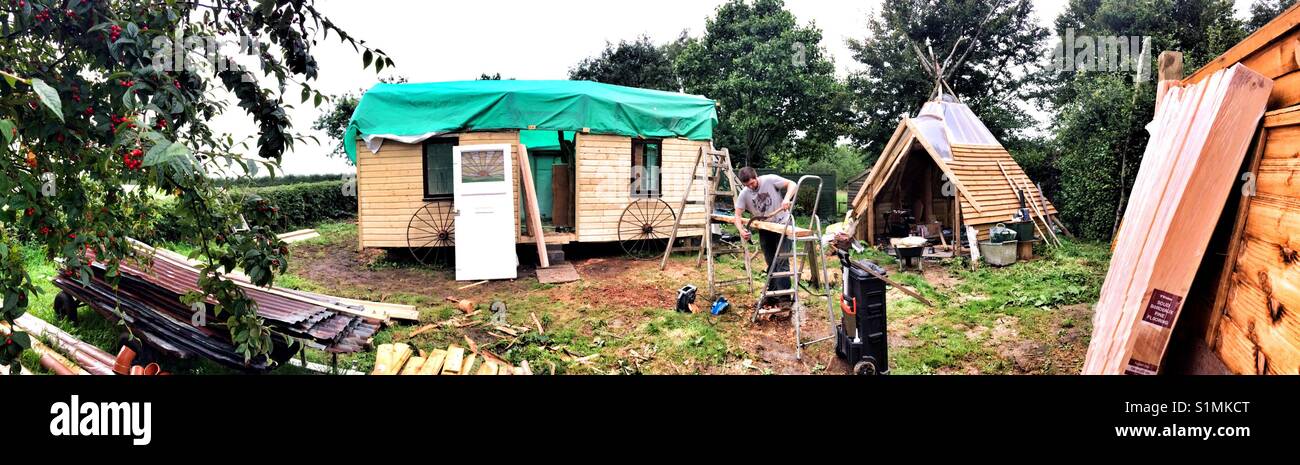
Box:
[217,0,1256,177]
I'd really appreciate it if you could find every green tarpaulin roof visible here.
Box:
[344,80,717,162]
[519,130,574,152]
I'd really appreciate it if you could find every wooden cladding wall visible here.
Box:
[357,132,521,249]
[1183,5,1300,374]
[1210,111,1300,375]
[574,134,709,243]
[359,131,709,248]
[950,143,1058,229]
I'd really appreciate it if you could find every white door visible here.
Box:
[453,144,518,281]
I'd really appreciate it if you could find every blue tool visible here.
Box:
[711,296,730,315]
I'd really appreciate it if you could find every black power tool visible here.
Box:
[833,249,890,375]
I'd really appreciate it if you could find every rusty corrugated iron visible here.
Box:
[52,250,380,373]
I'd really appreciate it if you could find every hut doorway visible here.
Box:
[871,144,956,247]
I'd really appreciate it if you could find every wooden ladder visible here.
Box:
[659,146,754,298]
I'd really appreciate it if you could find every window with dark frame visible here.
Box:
[422,137,459,199]
[631,139,662,198]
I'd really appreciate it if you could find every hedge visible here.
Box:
[237,180,357,233]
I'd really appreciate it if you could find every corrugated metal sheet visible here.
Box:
[52,252,380,373]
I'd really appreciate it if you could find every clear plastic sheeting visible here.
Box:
[912,99,1000,160]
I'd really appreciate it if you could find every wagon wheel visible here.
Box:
[407,203,455,266]
[618,198,677,260]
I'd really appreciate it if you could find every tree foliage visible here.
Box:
[846,0,1049,154]
[675,0,846,167]
[569,35,681,91]
[312,77,404,159]
[1043,0,1246,240]
[1248,0,1297,30]
[0,0,388,369]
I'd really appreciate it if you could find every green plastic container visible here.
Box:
[1007,220,1036,242]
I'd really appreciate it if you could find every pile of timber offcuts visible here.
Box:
[371,343,534,375]
[1084,63,1273,375]
[53,250,382,373]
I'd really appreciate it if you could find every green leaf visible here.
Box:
[363,50,373,68]
[2,73,16,89]
[9,331,29,348]
[0,119,14,145]
[30,79,64,122]
[143,139,190,167]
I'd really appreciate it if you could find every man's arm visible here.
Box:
[779,177,797,212]
[734,206,750,242]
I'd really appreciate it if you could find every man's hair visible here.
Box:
[737,166,758,183]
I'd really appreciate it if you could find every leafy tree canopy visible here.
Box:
[569,35,681,91]
[675,0,846,167]
[0,0,388,369]
[846,0,1049,154]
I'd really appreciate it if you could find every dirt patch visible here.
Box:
[989,316,1020,343]
[287,237,538,312]
[1048,303,1094,373]
[921,266,959,289]
[585,282,672,310]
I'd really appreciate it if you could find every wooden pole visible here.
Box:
[517,144,549,268]
[994,161,1053,247]
[847,258,933,308]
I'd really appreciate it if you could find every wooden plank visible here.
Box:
[460,354,477,375]
[399,356,426,375]
[371,343,413,375]
[710,213,811,237]
[1085,64,1273,375]
[475,361,499,375]
[536,262,580,284]
[518,144,549,268]
[417,349,448,375]
[1085,76,1207,374]
[1267,70,1300,109]
[441,345,465,375]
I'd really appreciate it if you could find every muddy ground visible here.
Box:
[285,225,1098,375]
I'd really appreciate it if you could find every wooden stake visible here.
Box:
[517,144,550,268]
[531,312,545,334]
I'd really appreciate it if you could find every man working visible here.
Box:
[733,167,798,307]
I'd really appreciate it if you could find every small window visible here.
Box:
[423,137,458,199]
[631,139,662,198]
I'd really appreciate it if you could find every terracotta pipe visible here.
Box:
[16,314,117,368]
[39,354,76,376]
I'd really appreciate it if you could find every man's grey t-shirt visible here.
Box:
[735,174,791,224]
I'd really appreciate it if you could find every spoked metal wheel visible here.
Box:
[618,198,676,259]
[407,203,455,266]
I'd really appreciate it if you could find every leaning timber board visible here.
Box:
[1083,64,1274,374]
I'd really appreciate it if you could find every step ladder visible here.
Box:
[751,175,837,360]
[659,146,754,298]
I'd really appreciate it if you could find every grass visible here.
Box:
[11,216,1112,375]
[16,243,121,374]
[882,240,1109,374]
